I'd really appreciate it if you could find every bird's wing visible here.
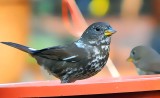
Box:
[33,46,87,62]
[147,58,160,73]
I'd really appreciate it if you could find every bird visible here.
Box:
[127,45,160,75]
[1,22,116,83]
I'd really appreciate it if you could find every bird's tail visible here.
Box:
[1,42,36,54]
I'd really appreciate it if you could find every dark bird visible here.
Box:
[127,46,160,75]
[1,22,116,83]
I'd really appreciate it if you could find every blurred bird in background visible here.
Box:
[127,46,160,75]
[1,22,116,83]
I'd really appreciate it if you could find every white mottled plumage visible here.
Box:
[93,47,100,55]
[89,41,96,44]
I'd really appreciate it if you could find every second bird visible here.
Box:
[127,46,160,75]
[1,22,116,83]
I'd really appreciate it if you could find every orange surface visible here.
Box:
[74,91,160,98]
[0,0,30,83]
[0,75,160,97]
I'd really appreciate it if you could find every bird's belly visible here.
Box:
[85,64,105,78]
[77,58,108,80]
[38,53,109,82]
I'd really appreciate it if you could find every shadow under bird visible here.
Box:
[127,46,160,75]
[1,22,116,83]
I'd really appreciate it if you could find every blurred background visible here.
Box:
[0,0,159,83]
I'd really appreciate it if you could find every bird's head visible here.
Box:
[127,46,155,63]
[80,22,116,45]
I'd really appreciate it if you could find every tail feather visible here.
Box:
[1,42,36,54]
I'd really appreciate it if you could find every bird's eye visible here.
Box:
[108,25,111,29]
[132,51,135,55]
[95,27,100,31]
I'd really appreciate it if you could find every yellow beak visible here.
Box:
[127,57,134,62]
[105,29,116,36]
[105,31,112,36]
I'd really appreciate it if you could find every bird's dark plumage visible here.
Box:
[1,22,116,83]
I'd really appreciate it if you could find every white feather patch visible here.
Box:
[28,47,36,51]
[63,55,78,60]
[75,40,86,48]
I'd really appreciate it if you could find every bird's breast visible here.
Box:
[81,46,109,78]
